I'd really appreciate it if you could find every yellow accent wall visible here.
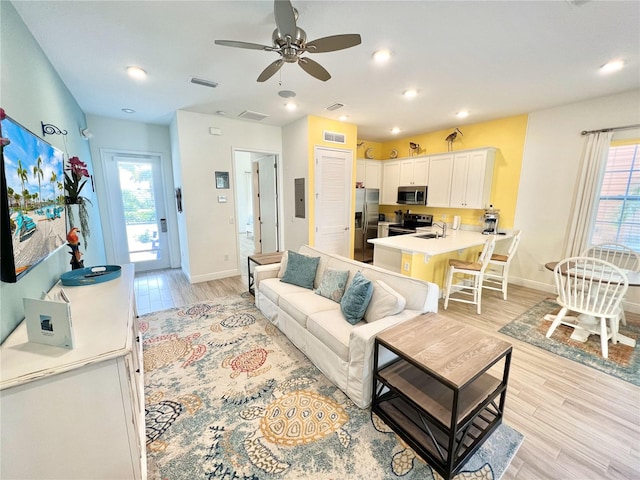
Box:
[307,115,359,251]
[356,140,384,160]
[372,114,529,229]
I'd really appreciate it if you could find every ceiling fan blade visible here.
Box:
[306,34,362,53]
[257,59,285,82]
[298,57,331,81]
[274,0,297,39]
[215,40,274,51]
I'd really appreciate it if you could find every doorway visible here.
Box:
[234,150,280,275]
[101,151,170,271]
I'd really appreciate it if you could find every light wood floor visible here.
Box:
[134,269,640,480]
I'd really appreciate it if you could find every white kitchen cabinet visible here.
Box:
[449,148,496,209]
[0,264,146,480]
[381,160,401,205]
[426,153,454,207]
[356,159,382,189]
[399,157,429,186]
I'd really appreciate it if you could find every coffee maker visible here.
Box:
[483,205,499,235]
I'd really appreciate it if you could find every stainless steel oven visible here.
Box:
[387,214,433,236]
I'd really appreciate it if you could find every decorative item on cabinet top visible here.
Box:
[389,149,398,159]
[409,142,420,156]
[365,148,374,159]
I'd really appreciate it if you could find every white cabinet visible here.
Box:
[356,159,382,189]
[426,154,454,207]
[399,157,429,186]
[449,148,496,209]
[0,265,146,480]
[381,160,401,205]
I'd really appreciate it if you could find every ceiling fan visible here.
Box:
[215,0,361,82]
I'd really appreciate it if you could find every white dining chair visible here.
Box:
[581,243,639,325]
[444,236,496,314]
[545,256,629,359]
[483,230,522,300]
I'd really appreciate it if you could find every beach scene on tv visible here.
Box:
[2,116,66,277]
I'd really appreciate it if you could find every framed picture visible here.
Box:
[215,171,229,189]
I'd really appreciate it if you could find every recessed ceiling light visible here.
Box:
[285,102,297,111]
[599,60,625,74]
[373,49,391,63]
[391,127,400,134]
[216,110,226,116]
[456,110,469,118]
[126,66,147,79]
[121,108,136,114]
[403,89,417,98]
[339,115,348,121]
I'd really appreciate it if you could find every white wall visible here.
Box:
[513,89,640,311]
[282,117,310,251]
[0,2,106,342]
[85,114,180,268]
[173,110,282,282]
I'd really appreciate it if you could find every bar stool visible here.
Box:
[483,230,522,300]
[444,236,496,314]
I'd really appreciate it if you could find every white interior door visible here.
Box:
[314,147,352,257]
[257,155,278,253]
[102,153,170,271]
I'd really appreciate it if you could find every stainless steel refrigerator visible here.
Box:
[354,188,379,262]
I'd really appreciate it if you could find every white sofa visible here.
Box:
[254,245,439,409]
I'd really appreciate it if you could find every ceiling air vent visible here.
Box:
[323,130,346,144]
[325,103,344,111]
[238,110,269,121]
[190,77,218,88]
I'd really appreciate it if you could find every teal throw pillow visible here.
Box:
[280,251,320,290]
[340,271,374,325]
[315,269,349,303]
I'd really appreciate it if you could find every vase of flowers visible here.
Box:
[64,156,91,248]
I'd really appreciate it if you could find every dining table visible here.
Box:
[544,261,638,348]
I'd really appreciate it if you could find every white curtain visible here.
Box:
[562,131,613,257]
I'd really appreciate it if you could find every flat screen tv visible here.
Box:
[0,114,67,283]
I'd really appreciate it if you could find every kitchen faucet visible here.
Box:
[433,222,447,238]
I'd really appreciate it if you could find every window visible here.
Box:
[590,142,640,250]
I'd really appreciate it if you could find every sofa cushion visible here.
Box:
[277,250,289,278]
[364,280,407,322]
[279,290,340,328]
[260,277,304,305]
[340,272,374,325]
[307,310,364,361]
[315,268,349,302]
[281,251,320,289]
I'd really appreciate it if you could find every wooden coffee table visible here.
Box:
[247,251,283,295]
[372,314,512,480]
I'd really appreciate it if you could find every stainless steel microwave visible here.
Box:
[397,186,428,205]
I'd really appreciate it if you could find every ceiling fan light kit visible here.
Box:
[215,0,361,82]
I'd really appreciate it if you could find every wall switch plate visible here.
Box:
[218,195,227,203]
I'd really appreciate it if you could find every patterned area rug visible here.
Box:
[499,299,640,386]
[140,294,523,479]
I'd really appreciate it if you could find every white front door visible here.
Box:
[102,152,170,271]
[314,147,352,257]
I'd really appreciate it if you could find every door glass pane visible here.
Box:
[118,161,159,263]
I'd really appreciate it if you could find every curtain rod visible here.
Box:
[581,124,640,135]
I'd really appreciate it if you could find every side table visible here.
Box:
[372,314,512,480]
[247,251,283,295]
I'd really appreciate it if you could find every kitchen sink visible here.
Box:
[416,233,439,239]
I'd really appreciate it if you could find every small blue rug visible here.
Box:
[141,295,523,479]
[499,299,640,386]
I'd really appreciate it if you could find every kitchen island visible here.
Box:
[369,229,512,289]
